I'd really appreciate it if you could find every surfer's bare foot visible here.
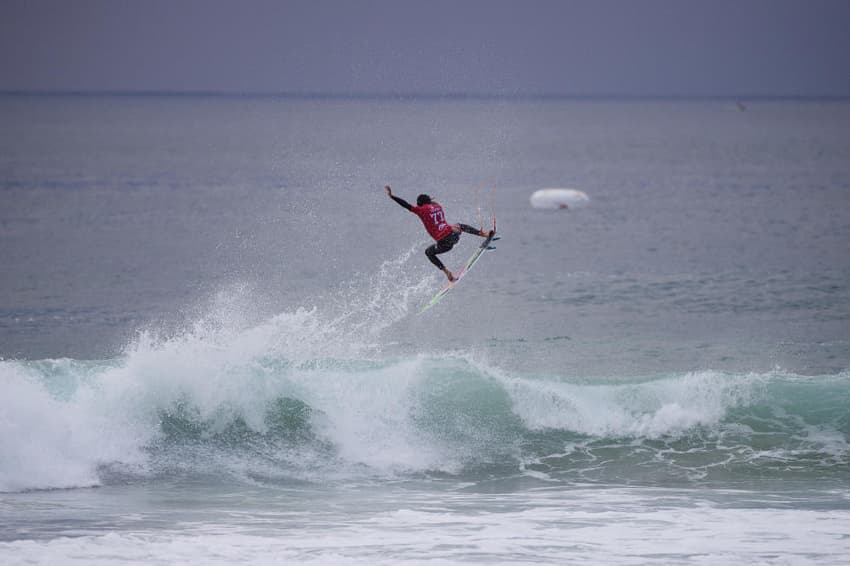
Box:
[444,269,455,282]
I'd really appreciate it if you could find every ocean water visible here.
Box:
[1,95,850,564]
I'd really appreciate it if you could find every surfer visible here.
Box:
[385,184,492,282]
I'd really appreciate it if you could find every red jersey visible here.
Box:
[411,202,454,241]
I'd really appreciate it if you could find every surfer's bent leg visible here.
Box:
[425,233,459,270]
[425,244,446,269]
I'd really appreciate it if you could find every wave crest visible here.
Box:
[2,342,848,492]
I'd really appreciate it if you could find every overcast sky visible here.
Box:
[1,0,849,97]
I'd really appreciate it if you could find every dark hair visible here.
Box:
[416,194,432,206]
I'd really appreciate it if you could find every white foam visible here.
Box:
[0,249,450,491]
[500,370,761,438]
[292,355,459,474]
[0,248,438,491]
[3,488,849,565]
[0,360,148,492]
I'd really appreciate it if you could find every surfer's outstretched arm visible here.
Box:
[385,185,412,211]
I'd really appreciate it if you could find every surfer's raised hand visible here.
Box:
[385,185,392,197]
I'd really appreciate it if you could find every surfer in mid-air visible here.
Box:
[385,184,493,282]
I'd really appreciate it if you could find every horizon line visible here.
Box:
[2,90,850,101]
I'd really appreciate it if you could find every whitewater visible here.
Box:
[2,95,850,564]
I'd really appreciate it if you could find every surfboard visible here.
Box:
[419,231,498,313]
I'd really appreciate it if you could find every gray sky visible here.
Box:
[1,0,849,97]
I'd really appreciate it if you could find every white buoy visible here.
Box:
[530,188,589,210]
